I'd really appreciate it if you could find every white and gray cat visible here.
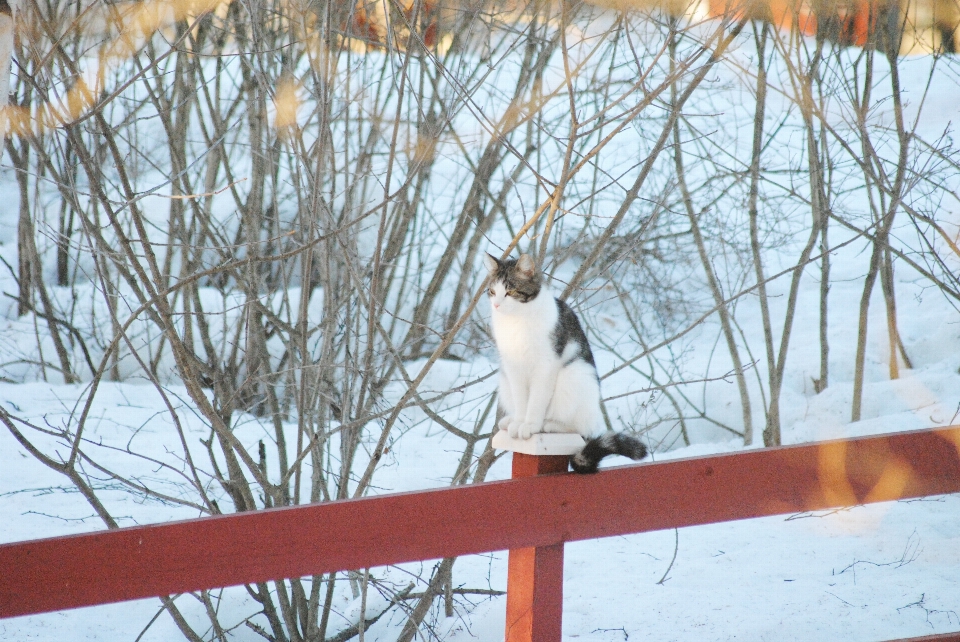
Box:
[484,252,647,474]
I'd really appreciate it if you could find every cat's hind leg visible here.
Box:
[496,370,517,434]
[546,362,602,438]
[542,419,576,433]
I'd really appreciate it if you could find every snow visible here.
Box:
[1,9,960,642]
[2,381,959,641]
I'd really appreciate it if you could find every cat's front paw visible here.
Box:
[514,421,539,440]
[498,416,515,434]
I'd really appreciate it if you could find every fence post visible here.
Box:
[493,431,585,642]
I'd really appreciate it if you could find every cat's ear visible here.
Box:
[516,253,536,278]
[483,253,500,275]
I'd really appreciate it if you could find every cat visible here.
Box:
[484,252,648,474]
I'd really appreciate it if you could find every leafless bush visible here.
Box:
[2,0,960,638]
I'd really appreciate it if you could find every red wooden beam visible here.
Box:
[505,453,568,642]
[1,426,959,619]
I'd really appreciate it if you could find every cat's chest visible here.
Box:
[491,311,556,362]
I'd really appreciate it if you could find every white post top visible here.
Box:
[492,430,585,456]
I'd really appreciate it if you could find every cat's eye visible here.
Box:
[506,289,519,297]
[488,288,495,296]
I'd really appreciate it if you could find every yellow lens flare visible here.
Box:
[817,439,858,509]
[936,426,960,462]
[864,456,913,504]
[1,0,223,138]
[814,436,919,532]
[273,77,301,130]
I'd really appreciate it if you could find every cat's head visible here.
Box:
[483,252,542,314]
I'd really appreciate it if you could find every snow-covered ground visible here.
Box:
[2,380,959,641]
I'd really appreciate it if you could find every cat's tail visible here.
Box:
[570,432,647,474]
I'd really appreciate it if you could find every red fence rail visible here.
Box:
[2,426,960,624]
